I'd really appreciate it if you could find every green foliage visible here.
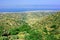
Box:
[0,26,4,36]
[0,36,9,40]
[0,12,60,40]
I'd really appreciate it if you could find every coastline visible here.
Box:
[0,10,60,13]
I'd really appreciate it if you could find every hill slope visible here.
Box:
[0,11,60,40]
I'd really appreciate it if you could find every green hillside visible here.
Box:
[0,11,60,40]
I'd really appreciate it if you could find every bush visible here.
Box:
[0,26,4,36]
[0,36,9,40]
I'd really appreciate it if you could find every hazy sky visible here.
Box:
[0,0,60,9]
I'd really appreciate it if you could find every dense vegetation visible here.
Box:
[0,11,60,40]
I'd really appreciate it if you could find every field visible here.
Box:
[0,11,60,40]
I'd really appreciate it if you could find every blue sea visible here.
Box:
[0,5,60,12]
[0,8,60,12]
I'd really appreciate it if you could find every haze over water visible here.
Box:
[0,0,60,12]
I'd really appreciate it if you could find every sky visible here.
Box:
[0,0,60,11]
